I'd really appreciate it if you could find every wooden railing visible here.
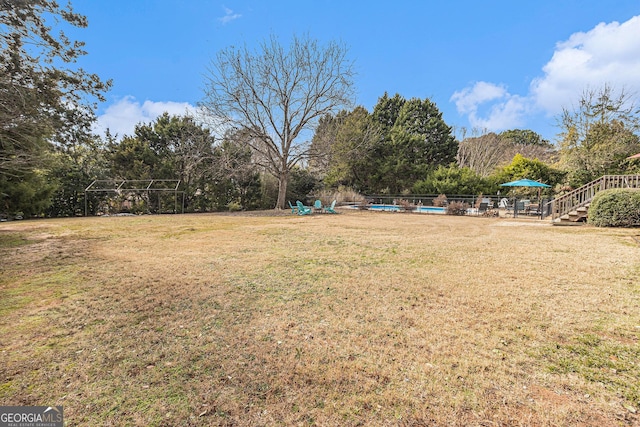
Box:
[551,174,640,221]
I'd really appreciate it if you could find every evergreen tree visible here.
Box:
[0,0,110,216]
[378,97,458,193]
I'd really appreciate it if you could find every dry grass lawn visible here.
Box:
[1,211,639,426]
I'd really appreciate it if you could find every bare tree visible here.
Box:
[458,128,556,177]
[558,84,640,184]
[559,84,640,142]
[201,34,355,209]
[457,133,509,177]
[499,129,556,163]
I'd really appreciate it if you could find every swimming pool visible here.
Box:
[367,204,446,214]
[415,206,446,214]
[368,204,400,212]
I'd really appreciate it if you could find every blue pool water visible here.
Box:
[367,204,446,213]
[368,204,400,211]
[415,206,446,213]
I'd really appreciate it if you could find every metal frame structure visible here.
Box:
[84,179,184,216]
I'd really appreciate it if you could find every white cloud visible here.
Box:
[94,96,196,138]
[218,7,241,24]
[451,15,640,134]
[450,81,508,114]
[473,96,528,131]
[531,15,640,114]
[450,82,529,131]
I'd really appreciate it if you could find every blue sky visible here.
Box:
[70,1,640,143]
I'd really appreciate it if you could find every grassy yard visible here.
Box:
[1,211,639,426]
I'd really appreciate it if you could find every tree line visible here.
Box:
[2,2,639,218]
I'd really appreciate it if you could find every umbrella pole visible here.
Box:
[538,188,542,220]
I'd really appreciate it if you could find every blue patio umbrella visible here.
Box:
[500,178,551,188]
[500,179,551,218]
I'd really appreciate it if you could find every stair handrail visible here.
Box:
[550,174,640,221]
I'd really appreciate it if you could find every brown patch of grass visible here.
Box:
[1,212,639,426]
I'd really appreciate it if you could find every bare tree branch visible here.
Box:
[201,34,354,208]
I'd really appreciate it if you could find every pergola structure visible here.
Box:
[84,179,184,216]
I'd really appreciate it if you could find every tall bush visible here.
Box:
[412,164,494,195]
[490,154,565,197]
[588,189,640,227]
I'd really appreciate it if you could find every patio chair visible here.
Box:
[288,201,298,214]
[505,201,526,217]
[313,199,323,213]
[324,200,338,214]
[526,203,541,215]
[477,202,489,215]
[502,199,517,217]
[296,201,312,215]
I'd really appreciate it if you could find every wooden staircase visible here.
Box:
[550,174,640,224]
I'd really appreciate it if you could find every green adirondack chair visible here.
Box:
[296,201,312,215]
[324,200,338,214]
[288,201,298,214]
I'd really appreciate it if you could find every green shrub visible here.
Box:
[227,201,242,212]
[588,189,640,227]
[412,165,494,195]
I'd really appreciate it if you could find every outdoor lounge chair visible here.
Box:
[526,203,541,215]
[502,199,516,216]
[505,201,526,217]
[477,202,489,215]
[288,201,298,214]
[324,200,338,214]
[313,199,323,213]
[296,201,312,215]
